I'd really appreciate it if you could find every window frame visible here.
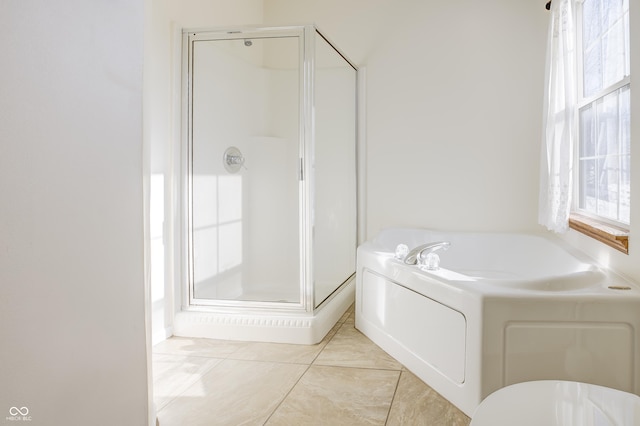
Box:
[572,0,631,252]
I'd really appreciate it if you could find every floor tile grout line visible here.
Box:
[152,351,231,360]
[260,361,314,425]
[312,317,404,372]
[261,313,349,425]
[262,361,404,424]
[223,357,315,367]
[307,318,350,367]
[311,362,404,373]
[384,369,404,426]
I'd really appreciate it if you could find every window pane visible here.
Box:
[602,20,625,88]
[620,156,630,223]
[596,92,619,157]
[597,155,619,220]
[583,0,601,46]
[579,105,596,157]
[582,0,629,99]
[602,0,623,27]
[583,41,602,98]
[579,159,597,211]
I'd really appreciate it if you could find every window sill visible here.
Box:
[568,214,629,254]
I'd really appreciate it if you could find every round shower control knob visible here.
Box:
[223,146,245,173]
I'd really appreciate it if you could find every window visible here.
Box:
[576,0,630,227]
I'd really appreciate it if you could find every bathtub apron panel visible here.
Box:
[361,270,466,383]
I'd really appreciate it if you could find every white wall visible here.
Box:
[0,2,149,425]
[364,1,546,234]
[266,0,547,234]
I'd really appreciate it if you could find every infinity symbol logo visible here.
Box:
[9,407,29,416]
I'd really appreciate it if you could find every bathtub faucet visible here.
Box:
[404,241,451,265]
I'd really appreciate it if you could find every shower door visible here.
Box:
[186,29,304,307]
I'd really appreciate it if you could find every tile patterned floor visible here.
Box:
[153,305,471,426]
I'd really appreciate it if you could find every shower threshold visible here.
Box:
[174,277,355,344]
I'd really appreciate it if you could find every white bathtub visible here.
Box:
[355,228,640,417]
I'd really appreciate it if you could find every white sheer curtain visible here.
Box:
[538,0,577,233]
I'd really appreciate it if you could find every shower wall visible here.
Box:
[313,35,357,306]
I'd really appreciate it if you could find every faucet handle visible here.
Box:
[395,244,409,260]
[418,252,441,271]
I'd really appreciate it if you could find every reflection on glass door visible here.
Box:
[188,33,301,305]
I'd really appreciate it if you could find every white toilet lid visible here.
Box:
[470,381,640,426]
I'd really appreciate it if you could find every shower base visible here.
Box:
[174,278,354,344]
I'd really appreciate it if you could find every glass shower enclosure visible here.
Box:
[183,26,357,315]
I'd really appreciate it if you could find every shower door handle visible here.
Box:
[299,158,304,181]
